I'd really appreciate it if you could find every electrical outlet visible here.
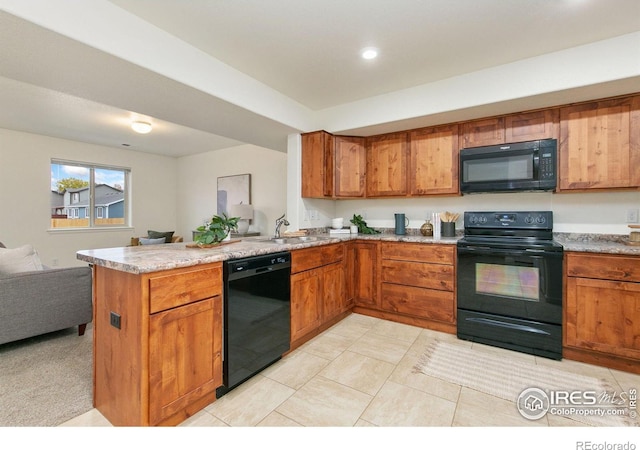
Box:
[110,312,121,329]
[51,258,58,266]
[627,209,639,223]
[309,209,318,220]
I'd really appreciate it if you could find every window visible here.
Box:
[50,160,130,229]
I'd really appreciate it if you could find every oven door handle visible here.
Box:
[464,317,551,335]
[458,246,555,257]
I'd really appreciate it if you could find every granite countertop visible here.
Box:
[77,231,640,274]
[76,233,460,274]
[554,233,640,256]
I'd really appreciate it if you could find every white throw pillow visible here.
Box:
[0,244,44,274]
[139,237,166,245]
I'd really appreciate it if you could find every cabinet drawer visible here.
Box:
[381,259,454,291]
[291,243,344,273]
[566,253,640,282]
[149,265,222,314]
[381,283,455,323]
[381,242,454,265]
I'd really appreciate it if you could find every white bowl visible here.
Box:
[331,218,344,229]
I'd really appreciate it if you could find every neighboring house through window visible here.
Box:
[50,160,130,229]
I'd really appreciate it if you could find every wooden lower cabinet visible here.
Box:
[149,298,222,425]
[353,241,456,334]
[290,268,323,341]
[349,241,378,307]
[564,252,640,374]
[93,263,223,426]
[290,244,347,348]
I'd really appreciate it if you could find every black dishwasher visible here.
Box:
[216,252,291,398]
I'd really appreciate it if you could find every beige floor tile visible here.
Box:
[318,350,395,396]
[609,367,640,393]
[326,313,379,340]
[355,418,377,426]
[257,411,302,426]
[348,331,412,365]
[361,380,456,426]
[452,387,548,427]
[546,414,591,427]
[178,409,228,426]
[58,408,112,427]
[389,352,461,402]
[262,349,331,389]
[205,375,295,426]
[368,319,422,343]
[341,312,381,327]
[276,376,372,426]
[298,330,357,360]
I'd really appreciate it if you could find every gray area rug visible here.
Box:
[0,326,93,426]
[414,339,636,427]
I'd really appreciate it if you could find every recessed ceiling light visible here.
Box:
[361,47,378,60]
[131,121,152,134]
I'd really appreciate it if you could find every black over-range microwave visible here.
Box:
[459,139,557,194]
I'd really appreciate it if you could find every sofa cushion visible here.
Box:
[147,230,174,241]
[139,237,166,245]
[0,244,44,274]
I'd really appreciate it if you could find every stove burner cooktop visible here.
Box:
[458,211,562,251]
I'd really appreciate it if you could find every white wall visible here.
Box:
[332,191,640,235]
[176,144,287,240]
[0,128,178,267]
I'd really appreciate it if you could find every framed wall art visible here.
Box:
[217,173,251,215]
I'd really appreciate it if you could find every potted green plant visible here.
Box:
[350,214,380,234]
[194,213,240,247]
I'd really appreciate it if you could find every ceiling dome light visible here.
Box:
[131,121,152,134]
[361,47,378,60]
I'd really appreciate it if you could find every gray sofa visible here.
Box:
[0,242,93,345]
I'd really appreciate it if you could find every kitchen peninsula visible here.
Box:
[77,232,640,426]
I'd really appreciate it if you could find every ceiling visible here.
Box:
[0,0,639,157]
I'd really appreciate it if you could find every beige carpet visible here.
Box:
[0,326,93,426]
[414,340,636,427]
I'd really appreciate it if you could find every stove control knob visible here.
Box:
[524,215,534,224]
[536,216,546,224]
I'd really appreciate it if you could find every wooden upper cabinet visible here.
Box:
[462,109,559,149]
[366,132,409,197]
[334,135,366,197]
[505,109,559,143]
[559,95,640,191]
[301,130,334,198]
[301,131,365,198]
[461,117,505,148]
[410,125,459,195]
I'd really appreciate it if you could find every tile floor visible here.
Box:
[61,313,640,428]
